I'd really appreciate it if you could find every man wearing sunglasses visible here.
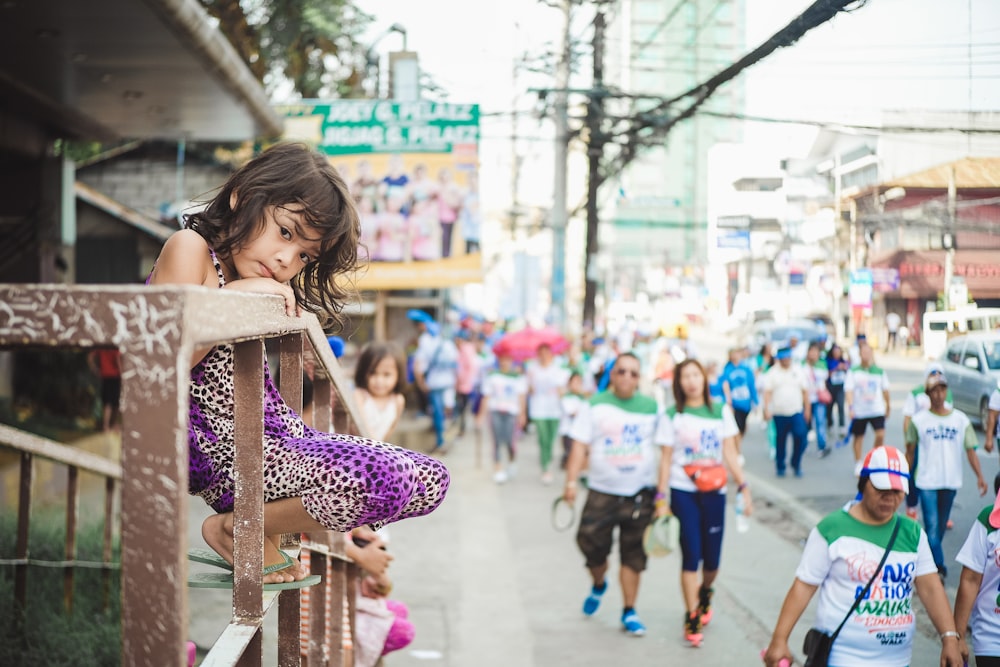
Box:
[563,352,664,637]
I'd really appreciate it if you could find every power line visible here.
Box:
[694,109,1000,134]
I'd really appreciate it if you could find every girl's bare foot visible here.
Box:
[201,513,308,584]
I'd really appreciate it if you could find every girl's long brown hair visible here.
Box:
[672,358,712,413]
[185,142,361,329]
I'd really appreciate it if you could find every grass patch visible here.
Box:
[0,511,121,666]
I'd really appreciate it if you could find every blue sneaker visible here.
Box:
[622,610,647,637]
[582,581,606,616]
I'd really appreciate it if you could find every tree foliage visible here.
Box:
[200,0,372,99]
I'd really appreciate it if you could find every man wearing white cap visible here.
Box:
[763,446,963,667]
[762,347,810,477]
[900,362,953,520]
[953,474,1000,666]
[905,373,987,578]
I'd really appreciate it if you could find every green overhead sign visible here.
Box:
[278,100,480,155]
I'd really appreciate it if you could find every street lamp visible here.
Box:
[365,23,407,99]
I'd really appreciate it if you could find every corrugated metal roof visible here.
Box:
[885,157,1000,190]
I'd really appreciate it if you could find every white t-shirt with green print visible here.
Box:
[956,504,1000,658]
[568,391,661,497]
[796,509,935,667]
[655,403,739,493]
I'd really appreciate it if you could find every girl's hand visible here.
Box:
[225,277,300,317]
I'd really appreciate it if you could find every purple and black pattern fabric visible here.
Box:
[180,248,449,530]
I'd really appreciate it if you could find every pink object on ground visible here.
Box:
[187,641,197,667]
[382,600,415,655]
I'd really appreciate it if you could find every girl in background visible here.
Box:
[148,142,449,588]
[479,351,527,484]
[353,342,408,442]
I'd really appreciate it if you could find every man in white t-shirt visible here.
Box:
[845,343,891,474]
[885,312,902,351]
[563,352,663,637]
[900,362,953,521]
[984,388,1000,454]
[762,347,810,478]
[905,373,988,578]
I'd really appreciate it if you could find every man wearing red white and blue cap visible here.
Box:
[858,444,910,494]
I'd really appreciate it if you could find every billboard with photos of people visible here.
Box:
[279,100,482,289]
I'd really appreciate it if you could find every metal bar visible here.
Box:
[0,424,121,479]
[280,333,304,412]
[201,592,281,667]
[328,556,348,667]
[119,334,189,667]
[64,465,79,614]
[232,339,264,666]
[305,545,327,665]
[15,451,32,608]
[314,378,332,434]
[103,477,115,612]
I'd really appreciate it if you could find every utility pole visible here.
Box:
[582,9,606,329]
[510,56,522,240]
[550,0,572,330]
[943,166,957,309]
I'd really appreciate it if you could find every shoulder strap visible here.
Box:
[830,516,901,641]
[425,340,444,373]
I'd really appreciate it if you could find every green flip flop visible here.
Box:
[187,548,316,590]
[187,571,321,591]
[188,548,232,570]
[187,548,298,572]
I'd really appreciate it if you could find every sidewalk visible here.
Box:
[381,416,947,667]
[381,425,803,667]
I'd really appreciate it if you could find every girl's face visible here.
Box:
[231,204,321,283]
[568,375,583,394]
[367,356,399,398]
[680,363,706,400]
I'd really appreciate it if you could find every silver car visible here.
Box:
[940,333,1000,426]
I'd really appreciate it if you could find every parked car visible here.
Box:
[766,319,828,353]
[940,333,1000,426]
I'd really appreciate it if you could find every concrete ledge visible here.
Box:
[391,415,437,453]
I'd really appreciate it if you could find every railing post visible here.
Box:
[232,339,265,666]
[64,465,79,613]
[15,451,32,609]
[118,325,190,667]
[278,333,304,667]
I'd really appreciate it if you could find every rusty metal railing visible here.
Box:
[0,284,366,666]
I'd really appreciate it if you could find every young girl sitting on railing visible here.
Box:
[147,142,450,589]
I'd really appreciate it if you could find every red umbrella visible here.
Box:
[492,327,570,362]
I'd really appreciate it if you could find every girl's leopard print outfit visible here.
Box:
[181,248,449,530]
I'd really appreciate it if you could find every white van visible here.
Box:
[923,307,1000,360]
